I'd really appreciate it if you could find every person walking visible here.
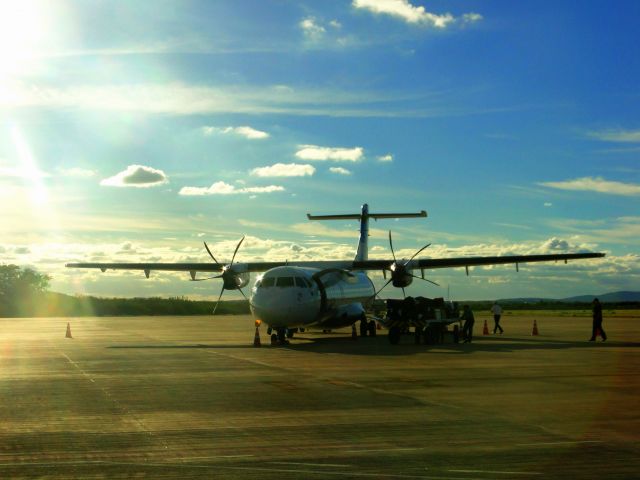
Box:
[491,301,504,334]
[589,298,607,342]
[460,305,475,343]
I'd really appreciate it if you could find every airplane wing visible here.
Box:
[67,252,604,275]
[352,252,605,271]
[66,262,277,273]
[64,260,358,275]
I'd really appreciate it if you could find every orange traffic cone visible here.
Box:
[65,323,73,339]
[253,326,261,347]
[483,319,489,335]
[532,319,539,336]
[351,324,358,340]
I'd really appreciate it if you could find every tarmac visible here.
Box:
[0,313,638,479]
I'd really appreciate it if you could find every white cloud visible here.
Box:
[544,202,553,207]
[587,128,640,143]
[100,165,168,188]
[300,17,326,41]
[0,81,491,118]
[462,13,483,24]
[295,145,364,162]
[179,181,284,196]
[539,177,640,196]
[353,0,455,28]
[329,167,352,175]
[542,237,570,252]
[250,163,315,177]
[202,125,269,139]
[377,154,393,162]
[546,216,640,246]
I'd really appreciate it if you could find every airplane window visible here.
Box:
[276,277,294,287]
[261,277,275,288]
[295,277,307,288]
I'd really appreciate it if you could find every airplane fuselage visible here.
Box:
[249,266,375,329]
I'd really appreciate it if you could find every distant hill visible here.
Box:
[497,291,640,304]
[560,291,640,303]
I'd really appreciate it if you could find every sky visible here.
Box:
[1,0,638,301]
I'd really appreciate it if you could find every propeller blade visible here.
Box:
[237,287,248,300]
[203,241,220,264]
[230,236,245,266]
[410,273,440,286]
[372,278,393,299]
[388,231,397,262]
[401,287,406,298]
[406,243,431,265]
[212,285,225,315]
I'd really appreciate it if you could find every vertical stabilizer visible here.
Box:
[307,204,427,262]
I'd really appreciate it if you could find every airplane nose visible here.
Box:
[250,290,283,326]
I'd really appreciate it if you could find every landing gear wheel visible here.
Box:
[286,328,295,339]
[359,315,368,337]
[277,328,288,345]
[270,333,278,345]
[368,320,377,337]
[388,326,401,345]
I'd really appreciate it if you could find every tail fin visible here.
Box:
[307,204,427,262]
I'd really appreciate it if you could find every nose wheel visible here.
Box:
[270,327,289,345]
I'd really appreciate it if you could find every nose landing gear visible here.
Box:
[270,327,290,345]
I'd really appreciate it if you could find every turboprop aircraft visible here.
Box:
[66,204,605,343]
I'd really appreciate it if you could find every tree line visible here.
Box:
[0,264,249,317]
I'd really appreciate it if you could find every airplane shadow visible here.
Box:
[106,336,640,356]
[279,334,640,356]
[107,344,258,350]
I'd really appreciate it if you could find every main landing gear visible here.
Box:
[270,327,292,345]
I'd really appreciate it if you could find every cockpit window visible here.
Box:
[276,277,294,287]
[260,277,275,288]
[295,277,307,288]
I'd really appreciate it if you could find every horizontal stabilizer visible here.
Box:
[307,211,427,220]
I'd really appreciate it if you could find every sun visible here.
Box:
[0,1,47,77]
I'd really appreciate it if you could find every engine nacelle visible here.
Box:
[390,262,414,288]
[221,265,250,290]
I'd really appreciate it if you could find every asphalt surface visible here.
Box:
[0,313,638,479]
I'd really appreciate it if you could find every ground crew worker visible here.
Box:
[491,301,504,334]
[589,298,607,342]
[460,305,475,343]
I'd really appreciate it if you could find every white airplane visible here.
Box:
[67,204,605,344]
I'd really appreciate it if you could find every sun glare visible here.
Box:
[10,125,48,205]
[0,1,47,76]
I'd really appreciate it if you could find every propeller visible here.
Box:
[197,236,249,314]
[374,230,439,298]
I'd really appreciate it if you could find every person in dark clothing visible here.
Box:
[460,305,475,343]
[589,298,607,342]
[491,301,504,334]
